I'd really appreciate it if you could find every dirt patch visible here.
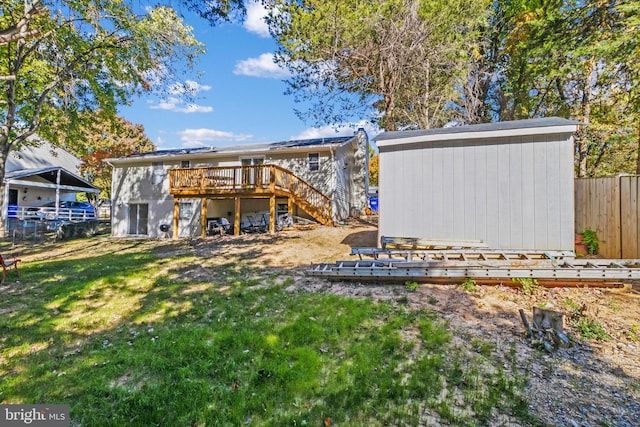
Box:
[10,220,640,425]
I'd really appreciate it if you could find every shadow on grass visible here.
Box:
[0,248,523,426]
[1,237,636,426]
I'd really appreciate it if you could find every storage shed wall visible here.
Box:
[378,134,575,251]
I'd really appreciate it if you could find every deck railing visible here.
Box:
[169,165,332,224]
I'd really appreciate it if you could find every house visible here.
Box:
[107,130,369,238]
[375,118,581,251]
[3,138,100,229]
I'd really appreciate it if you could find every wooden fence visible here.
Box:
[575,175,640,258]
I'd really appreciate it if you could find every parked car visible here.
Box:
[27,201,97,220]
[58,201,96,216]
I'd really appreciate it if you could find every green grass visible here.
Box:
[0,238,537,426]
[562,298,611,341]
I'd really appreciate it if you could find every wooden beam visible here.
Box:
[269,195,276,234]
[288,197,294,216]
[234,197,241,236]
[173,199,179,239]
[201,198,207,238]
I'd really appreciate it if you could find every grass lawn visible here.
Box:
[0,237,535,426]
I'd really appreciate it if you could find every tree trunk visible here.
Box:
[0,147,9,238]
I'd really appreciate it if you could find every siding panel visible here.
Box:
[378,130,576,251]
[521,137,536,248]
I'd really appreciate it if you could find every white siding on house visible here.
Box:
[109,130,370,237]
[378,131,576,251]
[111,163,176,238]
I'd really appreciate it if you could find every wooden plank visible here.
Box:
[350,248,575,261]
[380,236,489,250]
[575,177,625,258]
[611,176,621,258]
[621,177,635,257]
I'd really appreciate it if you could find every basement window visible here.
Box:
[308,153,319,171]
[179,201,193,220]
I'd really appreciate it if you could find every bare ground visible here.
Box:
[11,220,640,426]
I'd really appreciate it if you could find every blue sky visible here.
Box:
[119,2,379,150]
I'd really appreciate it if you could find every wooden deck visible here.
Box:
[169,165,332,237]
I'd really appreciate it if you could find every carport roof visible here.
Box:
[5,166,99,192]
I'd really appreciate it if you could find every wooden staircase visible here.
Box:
[169,165,333,225]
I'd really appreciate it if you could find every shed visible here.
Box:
[375,117,581,251]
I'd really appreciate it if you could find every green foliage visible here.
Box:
[581,229,599,255]
[405,280,419,291]
[491,0,640,177]
[460,277,480,292]
[369,150,379,187]
[0,0,203,229]
[571,317,611,341]
[563,298,611,341]
[78,115,156,200]
[267,0,490,130]
[512,278,539,296]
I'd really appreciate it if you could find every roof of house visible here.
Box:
[7,137,81,174]
[375,117,582,147]
[107,135,357,164]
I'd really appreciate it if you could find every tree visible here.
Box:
[266,0,489,131]
[369,149,379,187]
[0,0,203,233]
[77,115,156,202]
[492,0,640,177]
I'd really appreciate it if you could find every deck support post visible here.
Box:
[234,197,241,236]
[269,195,276,234]
[173,198,179,239]
[201,198,207,238]
[288,197,294,216]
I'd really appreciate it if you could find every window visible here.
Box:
[152,162,164,185]
[128,204,149,235]
[277,203,288,215]
[179,201,193,220]
[241,158,265,185]
[308,153,319,171]
[181,160,190,168]
[241,158,264,166]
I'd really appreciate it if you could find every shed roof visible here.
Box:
[375,117,581,147]
[107,135,356,165]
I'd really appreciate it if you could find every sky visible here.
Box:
[118,2,379,150]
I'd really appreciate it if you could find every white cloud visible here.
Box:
[149,97,213,114]
[169,80,212,95]
[244,2,270,38]
[234,53,290,79]
[292,121,381,140]
[178,128,253,147]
